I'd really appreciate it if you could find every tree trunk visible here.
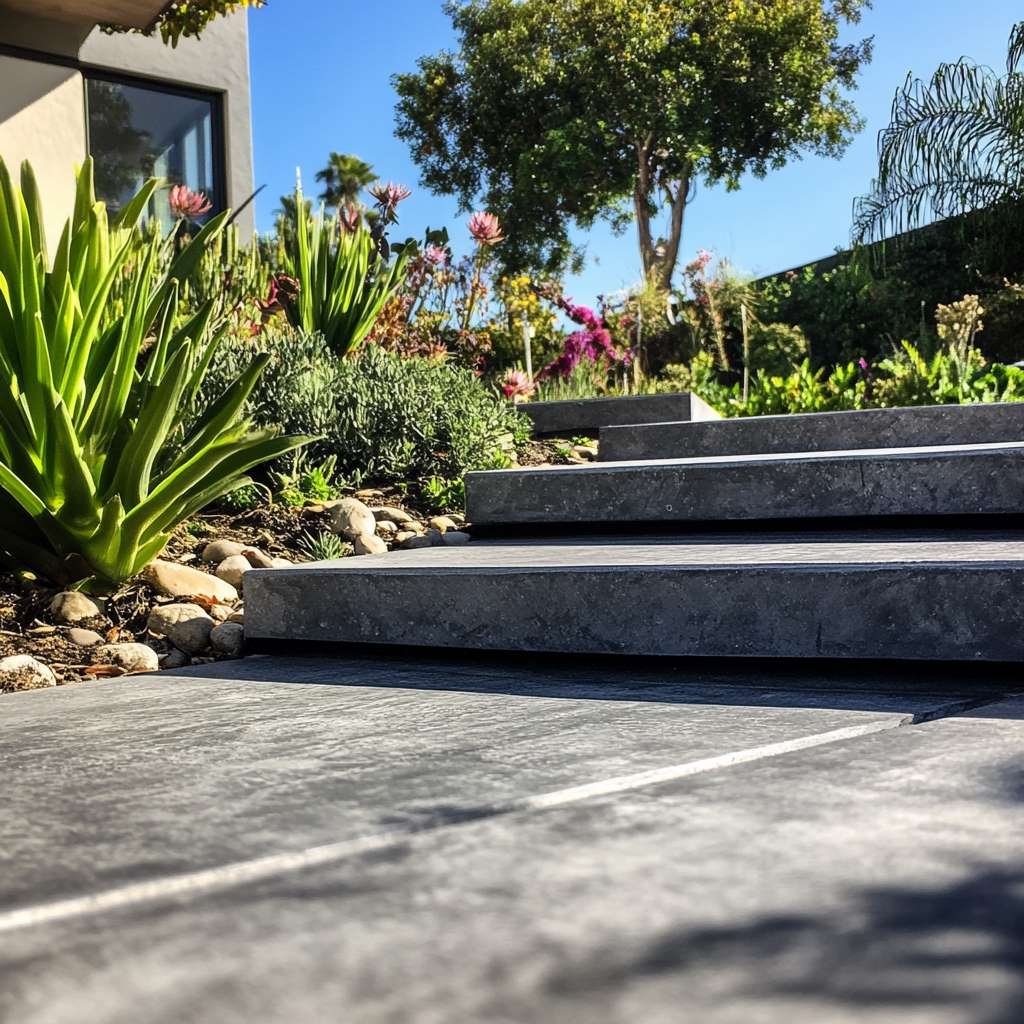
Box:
[657,164,692,291]
[633,143,693,290]
[633,137,657,279]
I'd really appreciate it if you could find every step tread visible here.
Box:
[467,441,1024,525]
[257,533,1024,572]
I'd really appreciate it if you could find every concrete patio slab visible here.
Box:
[519,392,719,437]
[244,533,1024,660]
[0,656,966,907]
[598,400,1024,462]
[1,663,1020,1024]
[467,441,1024,526]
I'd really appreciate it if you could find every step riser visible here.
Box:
[245,563,1024,662]
[520,392,717,437]
[599,402,1024,462]
[468,449,1024,526]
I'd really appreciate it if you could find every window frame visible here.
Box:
[83,68,228,217]
[0,40,228,215]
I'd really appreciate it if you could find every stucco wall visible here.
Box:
[81,12,255,236]
[0,55,87,249]
[0,9,254,239]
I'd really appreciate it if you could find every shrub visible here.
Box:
[198,330,529,485]
[0,159,307,588]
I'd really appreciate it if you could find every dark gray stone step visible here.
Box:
[244,533,1024,661]
[519,391,719,437]
[469,442,1024,526]
[599,400,1024,462]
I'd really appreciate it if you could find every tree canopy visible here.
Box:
[394,0,872,286]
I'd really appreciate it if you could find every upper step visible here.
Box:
[469,441,1024,527]
[519,391,719,437]
[243,532,1024,661]
[599,401,1024,462]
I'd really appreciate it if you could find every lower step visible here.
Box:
[244,533,1024,661]
[468,442,1024,526]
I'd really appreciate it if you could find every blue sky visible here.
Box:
[250,0,1021,302]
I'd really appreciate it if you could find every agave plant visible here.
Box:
[0,158,308,588]
[281,182,410,357]
[854,21,1024,243]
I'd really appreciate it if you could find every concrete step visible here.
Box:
[520,391,719,437]
[243,533,1024,661]
[471,442,1024,527]
[598,401,1024,462]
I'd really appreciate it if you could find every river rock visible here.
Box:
[442,531,471,546]
[210,621,245,657]
[160,648,191,670]
[0,655,57,692]
[376,520,398,537]
[94,643,159,674]
[427,516,458,534]
[353,534,388,556]
[49,591,103,624]
[68,627,103,647]
[242,548,274,569]
[271,558,293,569]
[331,498,377,539]
[372,506,415,526]
[144,560,238,603]
[200,539,248,563]
[147,603,214,655]
[216,555,252,590]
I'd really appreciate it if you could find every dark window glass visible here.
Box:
[85,77,219,222]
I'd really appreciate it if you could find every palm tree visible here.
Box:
[315,153,376,211]
[853,21,1024,244]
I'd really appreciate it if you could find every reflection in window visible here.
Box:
[86,78,218,223]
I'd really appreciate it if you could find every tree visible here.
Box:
[315,153,377,211]
[105,1,266,47]
[394,0,871,287]
[854,21,1024,244]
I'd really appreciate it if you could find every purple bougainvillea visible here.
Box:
[539,294,631,380]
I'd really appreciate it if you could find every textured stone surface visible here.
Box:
[599,399,1024,462]
[0,655,56,692]
[520,392,718,437]
[467,442,1024,526]
[0,657,1020,1024]
[243,533,1024,661]
[93,642,159,673]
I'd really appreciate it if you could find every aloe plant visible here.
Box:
[281,183,410,357]
[0,158,308,588]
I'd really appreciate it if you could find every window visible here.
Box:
[85,75,223,222]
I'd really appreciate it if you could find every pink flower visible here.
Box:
[369,181,412,223]
[468,211,504,247]
[424,244,449,267]
[168,184,212,220]
[339,204,361,233]
[501,369,536,402]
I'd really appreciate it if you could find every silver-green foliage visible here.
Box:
[0,159,308,587]
[197,329,529,484]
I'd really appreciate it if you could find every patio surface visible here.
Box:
[2,654,1022,1023]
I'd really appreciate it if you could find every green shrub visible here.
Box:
[198,330,529,485]
[0,159,307,588]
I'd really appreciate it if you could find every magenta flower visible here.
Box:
[168,184,212,220]
[501,368,536,402]
[369,181,412,223]
[339,204,362,233]
[424,244,449,267]
[468,211,504,247]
